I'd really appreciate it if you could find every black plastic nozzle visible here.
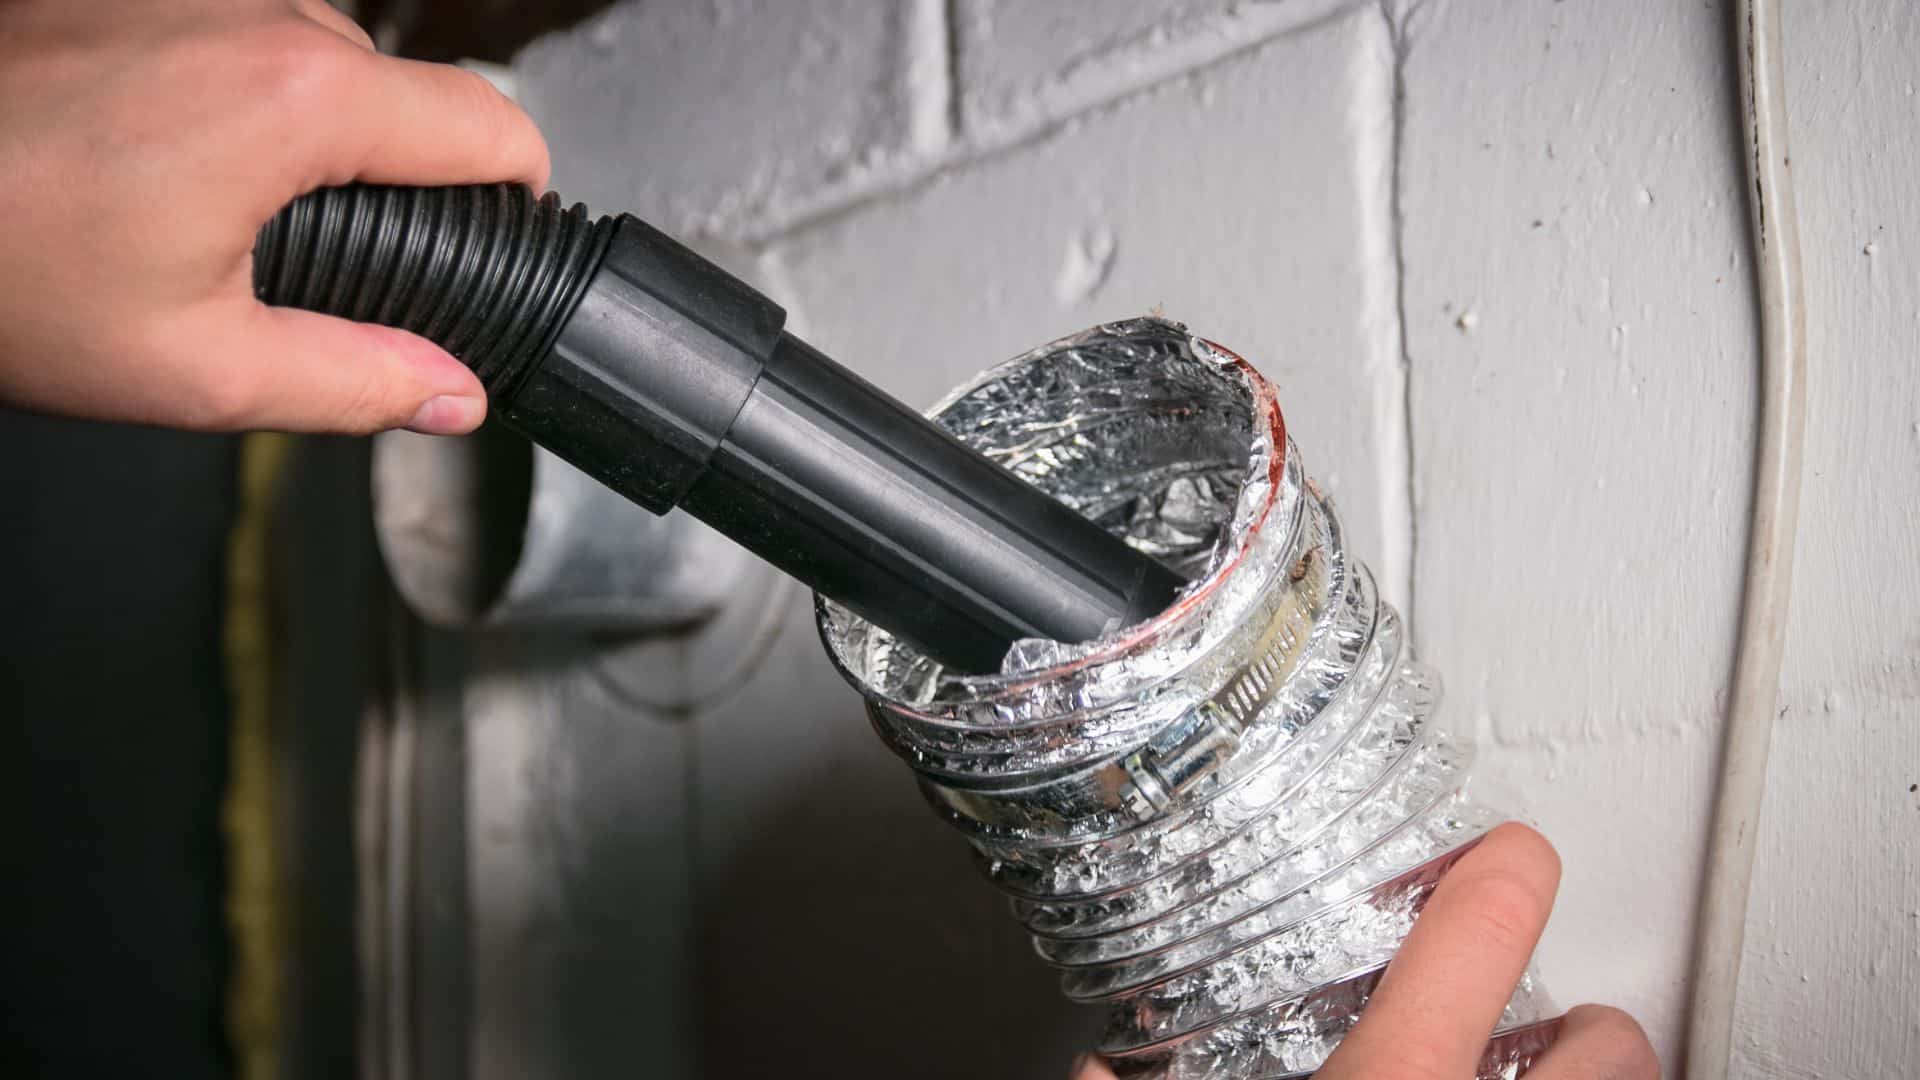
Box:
[255,183,1183,672]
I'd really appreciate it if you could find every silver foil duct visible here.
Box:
[818,319,1562,1078]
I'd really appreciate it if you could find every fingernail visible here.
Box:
[405,394,486,435]
[1068,1052,1092,1077]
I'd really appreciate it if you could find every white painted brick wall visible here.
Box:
[517,0,924,240]
[948,0,1354,139]
[477,2,1920,1075]
[1394,1,1759,1059]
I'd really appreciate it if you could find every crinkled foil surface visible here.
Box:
[819,319,1559,1078]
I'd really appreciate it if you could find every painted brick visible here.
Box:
[516,0,921,240]
[1394,0,1759,1062]
[952,0,1358,138]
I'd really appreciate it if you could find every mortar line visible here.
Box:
[903,0,954,157]
[1380,0,1420,650]
[943,0,964,141]
[740,0,1372,249]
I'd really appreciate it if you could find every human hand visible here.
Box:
[1071,825,1658,1079]
[0,0,549,434]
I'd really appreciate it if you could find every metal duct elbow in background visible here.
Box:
[371,424,756,632]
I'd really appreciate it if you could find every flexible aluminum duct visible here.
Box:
[819,319,1563,1078]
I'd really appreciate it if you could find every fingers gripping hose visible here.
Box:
[254,184,1184,672]
[254,184,613,400]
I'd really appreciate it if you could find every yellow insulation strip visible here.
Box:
[222,432,290,1080]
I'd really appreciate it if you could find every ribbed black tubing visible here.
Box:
[254,183,615,399]
[252,182,1185,671]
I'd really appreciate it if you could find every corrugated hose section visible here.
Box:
[252,183,614,398]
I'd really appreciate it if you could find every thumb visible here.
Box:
[214,304,488,435]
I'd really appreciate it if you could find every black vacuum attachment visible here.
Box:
[255,184,1182,672]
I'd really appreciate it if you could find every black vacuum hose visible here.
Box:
[254,183,1182,672]
[254,184,614,399]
